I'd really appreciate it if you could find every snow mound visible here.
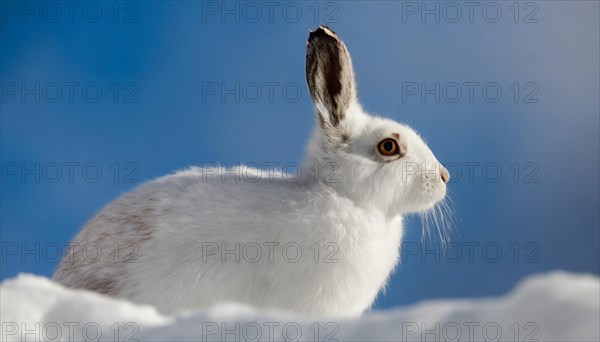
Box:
[1,271,598,341]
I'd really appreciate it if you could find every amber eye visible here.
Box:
[377,138,399,156]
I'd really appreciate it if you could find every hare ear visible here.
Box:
[306,26,357,131]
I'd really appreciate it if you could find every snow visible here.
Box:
[1,271,598,341]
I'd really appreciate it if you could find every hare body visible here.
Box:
[54,26,449,316]
[54,166,403,316]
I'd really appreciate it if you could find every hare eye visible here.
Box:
[378,138,399,156]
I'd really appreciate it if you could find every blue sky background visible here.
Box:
[1,1,598,310]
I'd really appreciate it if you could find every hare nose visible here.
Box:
[440,167,450,184]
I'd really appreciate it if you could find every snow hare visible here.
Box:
[54,26,451,317]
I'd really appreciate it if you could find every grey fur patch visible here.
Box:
[77,276,119,295]
[53,192,162,296]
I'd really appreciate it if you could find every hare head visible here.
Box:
[303,26,450,220]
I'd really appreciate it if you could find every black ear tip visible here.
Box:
[308,25,339,42]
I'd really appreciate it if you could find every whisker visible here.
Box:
[418,191,460,248]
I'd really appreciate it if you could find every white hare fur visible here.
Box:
[54,26,449,317]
